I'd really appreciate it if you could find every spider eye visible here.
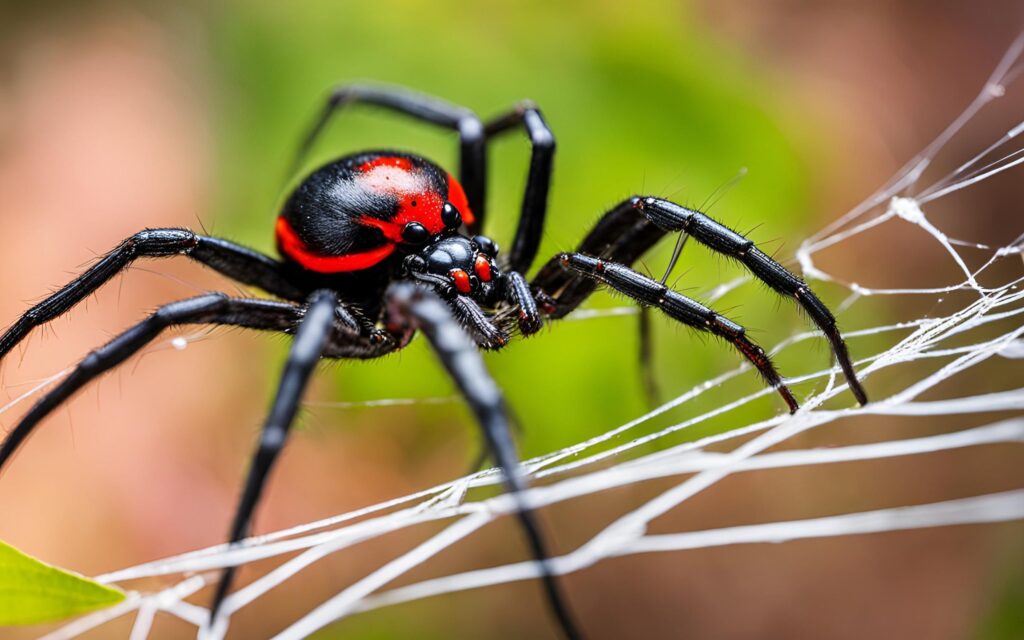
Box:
[442,202,462,229]
[473,235,498,257]
[401,222,430,244]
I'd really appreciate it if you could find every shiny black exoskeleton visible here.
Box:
[404,233,503,303]
[0,84,869,640]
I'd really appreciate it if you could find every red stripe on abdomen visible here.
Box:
[275,217,395,273]
[446,174,475,225]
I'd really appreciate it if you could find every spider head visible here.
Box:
[401,233,504,305]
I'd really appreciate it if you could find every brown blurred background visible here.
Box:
[1,1,1022,638]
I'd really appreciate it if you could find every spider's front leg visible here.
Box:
[435,269,543,344]
[556,253,799,413]
[385,282,583,640]
[290,84,486,217]
[504,270,543,335]
[533,196,868,405]
[408,279,540,350]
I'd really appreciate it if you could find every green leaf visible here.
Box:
[0,539,125,626]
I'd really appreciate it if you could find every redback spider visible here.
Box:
[0,85,867,639]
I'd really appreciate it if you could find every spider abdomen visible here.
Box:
[275,151,474,273]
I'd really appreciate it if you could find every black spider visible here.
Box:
[0,85,868,639]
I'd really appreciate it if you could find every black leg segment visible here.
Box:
[385,282,584,640]
[532,198,664,315]
[640,232,691,406]
[290,84,486,219]
[535,196,867,405]
[504,270,543,335]
[483,103,556,270]
[632,196,867,405]
[559,253,799,413]
[449,295,511,350]
[0,294,305,474]
[209,290,339,624]
[0,229,305,362]
[638,307,660,406]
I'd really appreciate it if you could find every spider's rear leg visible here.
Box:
[386,282,584,640]
[290,84,486,218]
[0,294,305,473]
[558,253,799,413]
[483,102,555,271]
[0,229,305,362]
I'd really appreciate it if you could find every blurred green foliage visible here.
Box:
[975,554,1024,640]
[207,0,824,466]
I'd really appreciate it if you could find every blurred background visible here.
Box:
[1,1,1022,638]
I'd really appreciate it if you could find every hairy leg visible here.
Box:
[0,230,305,361]
[533,196,867,405]
[208,290,339,625]
[557,253,799,413]
[0,294,305,473]
[386,282,584,640]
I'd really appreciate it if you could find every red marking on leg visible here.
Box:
[777,384,799,414]
[734,336,799,413]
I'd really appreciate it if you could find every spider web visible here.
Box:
[16,33,1024,640]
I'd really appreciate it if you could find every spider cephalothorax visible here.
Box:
[403,234,503,302]
[0,85,868,640]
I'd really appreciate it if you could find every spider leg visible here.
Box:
[533,196,867,405]
[532,198,663,313]
[450,294,511,349]
[558,253,799,413]
[386,282,584,640]
[504,270,543,335]
[0,229,305,361]
[440,287,534,474]
[208,290,339,627]
[0,294,306,474]
[483,103,555,271]
[638,306,660,405]
[467,406,526,475]
[290,84,486,218]
[640,232,692,405]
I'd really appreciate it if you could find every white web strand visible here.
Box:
[14,32,1024,640]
